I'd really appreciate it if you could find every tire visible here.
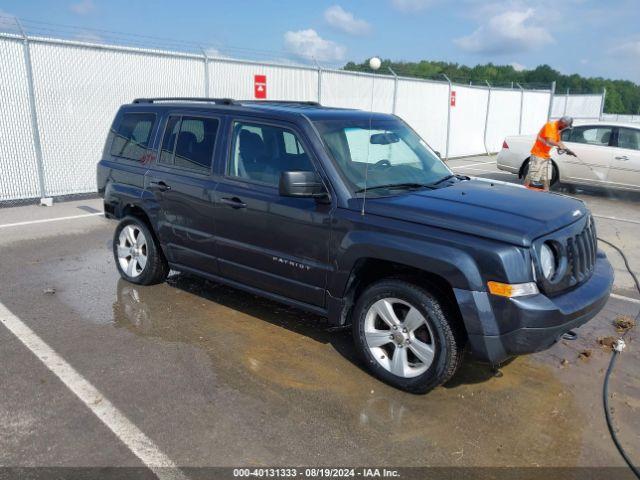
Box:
[352,279,464,394]
[113,216,168,286]
[521,158,559,187]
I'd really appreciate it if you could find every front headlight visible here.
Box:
[540,243,556,279]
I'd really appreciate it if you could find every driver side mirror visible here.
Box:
[279,171,328,199]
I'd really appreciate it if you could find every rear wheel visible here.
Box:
[113,216,168,285]
[521,158,559,187]
[352,279,463,394]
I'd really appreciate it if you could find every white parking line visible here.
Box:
[448,160,496,168]
[610,293,640,305]
[454,168,501,174]
[0,212,103,229]
[593,214,640,226]
[0,301,187,480]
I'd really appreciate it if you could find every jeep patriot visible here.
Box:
[97,98,614,393]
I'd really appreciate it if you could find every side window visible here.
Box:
[617,128,640,151]
[110,113,156,161]
[228,122,314,186]
[283,131,305,155]
[158,116,218,173]
[568,126,613,146]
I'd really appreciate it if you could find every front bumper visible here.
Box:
[455,251,614,364]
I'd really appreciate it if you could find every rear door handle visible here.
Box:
[149,180,171,191]
[615,155,629,161]
[220,196,247,209]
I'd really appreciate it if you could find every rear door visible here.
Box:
[559,125,614,185]
[213,117,333,307]
[145,112,221,272]
[607,126,640,190]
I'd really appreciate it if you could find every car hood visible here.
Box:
[352,178,587,247]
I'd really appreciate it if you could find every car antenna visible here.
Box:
[361,56,382,216]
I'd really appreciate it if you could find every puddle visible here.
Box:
[108,274,588,466]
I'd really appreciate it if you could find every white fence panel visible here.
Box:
[566,94,602,119]
[602,113,640,123]
[30,42,205,197]
[448,86,489,157]
[522,91,551,135]
[552,94,602,120]
[321,70,394,113]
[551,95,566,118]
[485,89,521,152]
[209,60,319,101]
[0,38,41,201]
[394,79,448,155]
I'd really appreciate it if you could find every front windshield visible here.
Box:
[314,117,452,196]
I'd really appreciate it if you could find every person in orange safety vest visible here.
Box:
[524,115,574,191]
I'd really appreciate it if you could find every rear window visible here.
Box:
[617,128,640,151]
[159,115,219,174]
[110,113,156,161]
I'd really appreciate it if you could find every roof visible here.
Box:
[128,97,395,122]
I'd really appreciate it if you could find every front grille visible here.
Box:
[535,215,598,296]
[566,218,597,285]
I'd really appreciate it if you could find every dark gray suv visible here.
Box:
[97,98,613,393]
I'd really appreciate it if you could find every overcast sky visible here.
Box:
[2,0,639,82]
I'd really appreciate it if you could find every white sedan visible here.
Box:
[496,122,640,191]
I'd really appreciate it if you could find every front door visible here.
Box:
[145,113,220,272]
[607,127,640,191]
[213,119,333,307]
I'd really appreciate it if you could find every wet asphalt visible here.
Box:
[0,160,639,470]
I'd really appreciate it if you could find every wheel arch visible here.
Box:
[116,203,167,262]
[335,257,468,341]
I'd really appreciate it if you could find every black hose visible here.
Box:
[597,236,639,479]
[603,351,640,479]
[599,238,640,297]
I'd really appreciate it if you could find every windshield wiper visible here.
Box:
[429,174,455,186]
[354,182,431,193]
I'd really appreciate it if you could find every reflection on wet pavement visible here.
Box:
[110,274,589,466]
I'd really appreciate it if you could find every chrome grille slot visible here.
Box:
[568,218,597,284]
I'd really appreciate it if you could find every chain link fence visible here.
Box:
[0,15,604,206]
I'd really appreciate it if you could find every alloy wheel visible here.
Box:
[117,225,148,278]
[364,297,436,378]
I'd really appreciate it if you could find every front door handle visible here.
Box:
[220,197,247,209]
[615,155,629,161]
[149,180,171,191]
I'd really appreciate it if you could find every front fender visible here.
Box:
[329,230,485,297]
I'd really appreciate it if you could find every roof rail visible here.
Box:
[132,97,237,105]
[241,100,321,106]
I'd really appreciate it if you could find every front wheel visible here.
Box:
[113,216,168,285]
[352,279,464,394]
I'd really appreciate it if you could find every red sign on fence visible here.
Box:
[450,90,456,107]
[254,75,267,99]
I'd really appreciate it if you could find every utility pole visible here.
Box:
[442,73,452,161]
[516,83,524,134]
[16,18,49,205]
[388,66,399,115]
